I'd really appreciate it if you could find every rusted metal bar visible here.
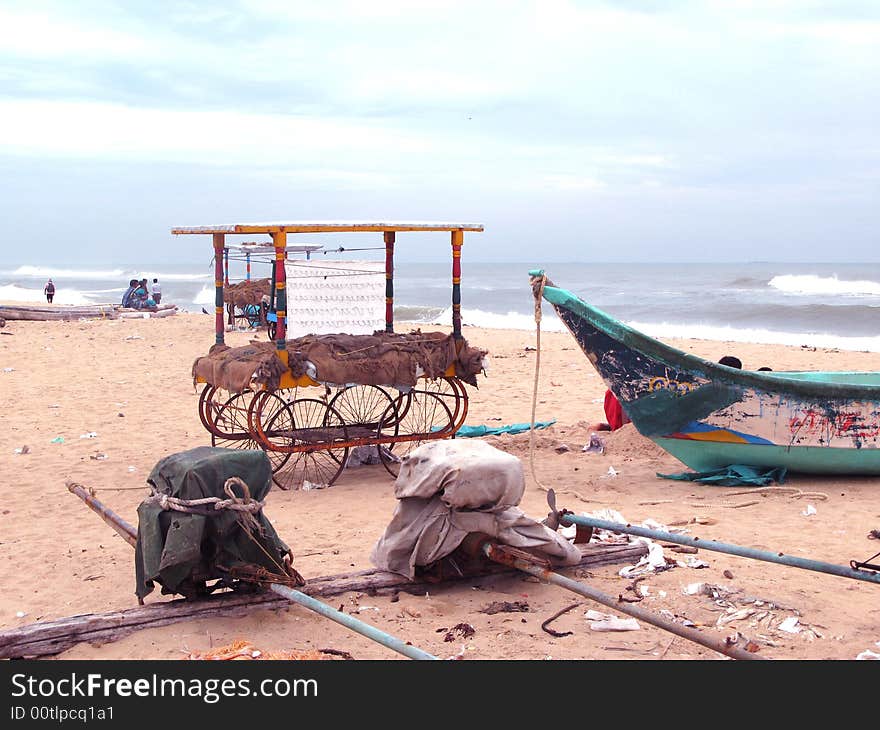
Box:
[66,482,137,548]
[479,540,764,661]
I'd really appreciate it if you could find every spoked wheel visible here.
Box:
[243,391,297,486]
[202,389,255,439]
[267,398,350,491]
[377,389,453,478]
[328,385,396,462]
[197,384,219,435]
[420,377,468,433]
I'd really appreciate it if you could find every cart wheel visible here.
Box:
[197,384,219,435]
[269,399,350,490]
[328,385,396,460]
[421,377,468,433]
[243,305,262,328]
[206,390,255,439]
[377,390,453,478]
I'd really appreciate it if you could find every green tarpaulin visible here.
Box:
[454,420,556,437]
[657,464,788,487]
[135,446,296,601]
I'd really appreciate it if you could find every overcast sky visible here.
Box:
[1,0,878,264]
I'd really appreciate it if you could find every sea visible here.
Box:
[3,259,880,353]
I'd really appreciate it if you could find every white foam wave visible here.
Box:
[418,306,566,332]
[9,265,130,279]
[0,284,98,306]
[5,265,211,282]
[193,285,215,305]
[630,320,880,354]
[769,274,880,297]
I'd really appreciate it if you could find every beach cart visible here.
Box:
[172,221,487,490]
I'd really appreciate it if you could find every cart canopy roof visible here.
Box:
[171,221,484,234]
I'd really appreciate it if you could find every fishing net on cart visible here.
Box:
[191,330,488,393]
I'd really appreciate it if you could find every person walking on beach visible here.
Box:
[43,278,55,303]
[151,278,161,304]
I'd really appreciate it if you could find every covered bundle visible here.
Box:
[224,278,271,308]
[135,447,302,601]
[191,330,488,393]
[370,440,582,579]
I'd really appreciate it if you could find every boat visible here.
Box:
[530,269,880,476]
[0,303,178,321]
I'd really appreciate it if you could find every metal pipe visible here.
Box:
[67,482,138,548]
[270,584,437,660]
[480,542,763,660]
[559,513,880,586]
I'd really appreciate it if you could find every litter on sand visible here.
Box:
[802,504,817,517]
[50,437,64,444]
[585,610,640,632]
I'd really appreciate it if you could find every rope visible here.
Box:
[528,274,592,506]
[637,486,829,510]
[146,477,265,515]
[529,275,549,494]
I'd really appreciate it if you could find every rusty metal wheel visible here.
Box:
[202,388,256,439]
[377,389,452,478]
[269,398,350,490]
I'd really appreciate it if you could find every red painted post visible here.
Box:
[384,231,395,332]
[213,233,225,345]
[451,230,463,340]
[273,231,287,351]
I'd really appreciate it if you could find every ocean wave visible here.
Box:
[0,284,99,306]
[8,265,131,279]
[769,274,880,297]
[402,306,566,332]
[5,265,211,282]
[630,320,880,353]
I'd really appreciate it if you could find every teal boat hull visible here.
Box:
[531,270,880,476]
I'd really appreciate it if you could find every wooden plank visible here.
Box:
[0,542,646,659]
[171,221,484,235]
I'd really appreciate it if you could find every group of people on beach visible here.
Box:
[122,278,162,310]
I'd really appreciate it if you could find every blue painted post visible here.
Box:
[270,584,438,660]
[558,513,880,586]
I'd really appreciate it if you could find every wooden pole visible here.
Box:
[384,230,395,332]
[213,233,225,345]
[451,229,463,340]
[272,231,288,357]
[66,482,137,548]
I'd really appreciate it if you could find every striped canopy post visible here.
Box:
[212,233,225,345]
[384,231,395,332]
[272,231,288,360]
[246,252,251,280]
[224,248,229,286]
[451,229,463,340]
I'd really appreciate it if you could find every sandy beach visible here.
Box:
[2,310,879,661]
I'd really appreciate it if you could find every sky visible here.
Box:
[1,0,878,264]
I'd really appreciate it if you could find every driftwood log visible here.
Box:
[0,542,646,659]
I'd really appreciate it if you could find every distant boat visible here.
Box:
[0,303,177,321]
[530,269,880,476]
